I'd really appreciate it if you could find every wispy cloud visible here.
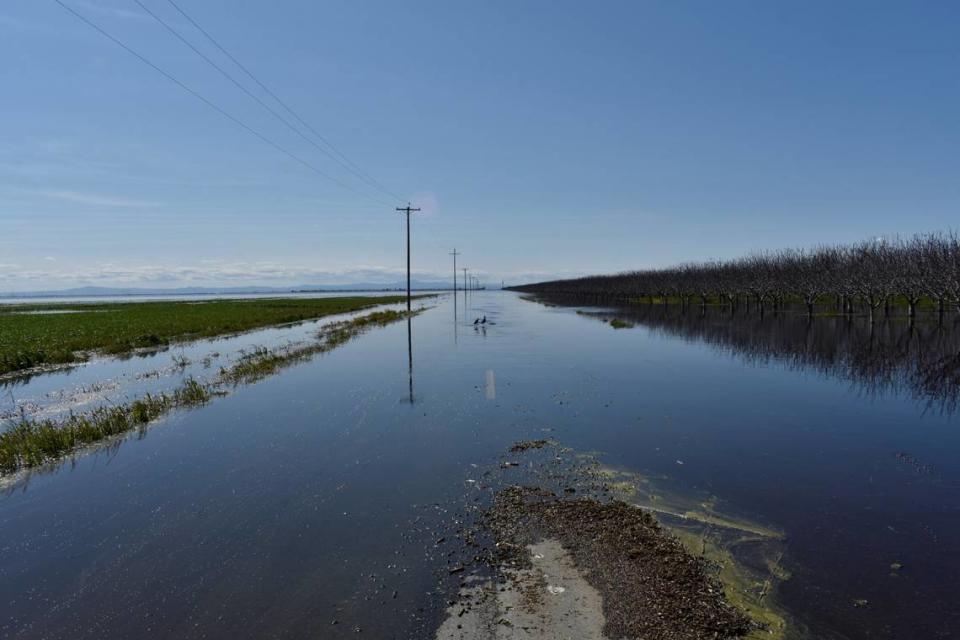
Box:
[0,260,573,292]
[0,13,41,32]
[73,1,149,22]
[34,190,162,208]
[0,262,437,289]
[410,191,440,217]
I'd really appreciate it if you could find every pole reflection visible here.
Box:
[406,315,414,404]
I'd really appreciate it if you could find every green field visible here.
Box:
[0,296,409,376]
[1,308,415,475]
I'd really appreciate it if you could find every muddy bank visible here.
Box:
[464,487,752,639]
[435,442,788,639]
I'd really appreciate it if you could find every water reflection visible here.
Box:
[406,316,415,404]
[484,369,496,400]
[569,301,960,414]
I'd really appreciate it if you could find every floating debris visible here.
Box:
[509,439,549,452]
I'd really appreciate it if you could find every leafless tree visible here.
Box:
[509,231,960,319]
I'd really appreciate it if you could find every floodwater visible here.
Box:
[0,290,437,306]
[1,292,958,639]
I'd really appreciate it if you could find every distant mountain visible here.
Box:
[0,281,457,299]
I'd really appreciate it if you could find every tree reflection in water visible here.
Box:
[561,298,960,415]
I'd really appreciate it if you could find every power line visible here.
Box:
[163,0,404,203]
[53,0,391,206]
[132,0,396,206]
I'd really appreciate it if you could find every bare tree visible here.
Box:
[509,231,960,320]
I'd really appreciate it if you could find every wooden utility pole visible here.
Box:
[462,267,469,293]
[449,249,460,292]
[396,203,420,311]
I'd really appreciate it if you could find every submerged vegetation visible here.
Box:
[0,296,409,376]
[510,231,960,319]
[0,379,212,474]
[219,309,409,385]
[0,308,415,476]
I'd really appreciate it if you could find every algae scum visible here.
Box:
[433,442,789,640]
[2,291,959,639]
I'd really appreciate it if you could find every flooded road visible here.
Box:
[1,292,958,639]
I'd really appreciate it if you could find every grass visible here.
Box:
[0,296,410,376]
[0,308,415,476]
[0,379,212,474]
[220,309,410,384]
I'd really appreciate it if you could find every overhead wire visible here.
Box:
[163,0,405,203]
[131,0,399,205]
[52,0,393,207]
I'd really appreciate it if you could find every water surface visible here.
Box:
[1,292,958,639]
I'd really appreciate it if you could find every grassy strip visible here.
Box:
[0,309,415,476]
[220,309,408,385]
[0,296,410,376]
[0,380,211,473]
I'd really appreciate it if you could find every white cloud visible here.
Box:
[0,260,574,292]
[0,262,434,289]
[43,256,57,262]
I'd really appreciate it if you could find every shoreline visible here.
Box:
[435,442,791,640]
[1,308,420,482]
[0,295,420,378]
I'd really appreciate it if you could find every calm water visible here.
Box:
[1,292,958,639]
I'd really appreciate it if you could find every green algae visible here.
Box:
[672,527,789,640]
[579,459,795,639]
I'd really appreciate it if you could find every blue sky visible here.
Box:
[2,1,959,291]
